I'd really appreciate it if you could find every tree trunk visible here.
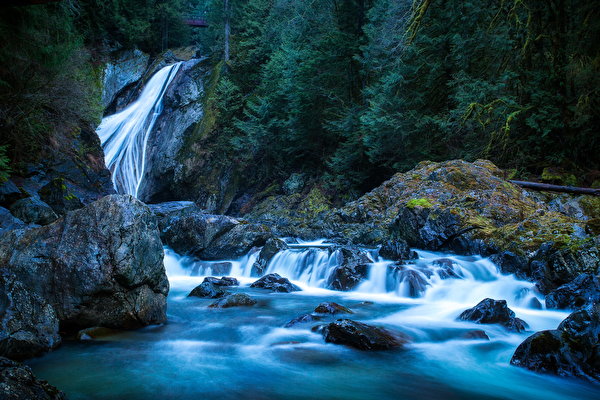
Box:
[509,180,600,196]
[224,0,230,62]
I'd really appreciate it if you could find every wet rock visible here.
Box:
[431,258,461,279]
[202,276,239,286]
[0,272,60,360]
[528,297,543,310]
[511,304,600,382]
[250,273,301,293]
[251,238,288,276]
[460,330,490,340]
[314,302,353,315]
[392,267,430,297]
[0,207,25,233]
[188,282,226,299]
[38,178,84,215]
[284,313,323,328]
[545,274,599,310]
[458,298,528,333]
[0,195,168,333]
[148,201,196,217]
[322,319,408,350]
[379,239,417,261]
[76,327,120,341]
[208,293,257,308]
[102,48,150,109]
[0,357,66,399]
[199,223,274,260]
[9,197,58,225]
[327,247,371,291]
[206,262,232,276]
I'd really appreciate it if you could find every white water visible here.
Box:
[97,62,182,196]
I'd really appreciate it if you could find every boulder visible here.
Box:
[199,223,274,260]
[188,282,226,299]
[510,304,599,382]
[431,258,462,279]
[250,273,301,293]
[0,195,168,334]
[327,247,371,291]
[392,267,430,298]
[0,181,23,208]
[545,274,599,310]
[314,302,353,315]
[0,272,61,360]
[0,207,25,234]
[251,238,288,276]
[460,330,490,340]
[148,201,196,217]
[322,319,408,350]
[0,357,66,400]
[38,178,84,215]
[202,276,239,286]
[76,327,120,341]
[458,298,528,333]
[284,313,323,328]
[378,239,417,261]
[9,197,58,225]
[208,293,257,308]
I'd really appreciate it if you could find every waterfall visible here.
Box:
[97,62,182,196]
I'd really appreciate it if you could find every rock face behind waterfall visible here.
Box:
[0,195,168,359]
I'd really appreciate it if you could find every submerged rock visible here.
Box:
[458,298,528,333]
[511,304,600,382]
[0,357,66,400]
[460,330,490,340]
[9,197,58,226]
[188,282,226,299]
[431,258,462,279]
[208,293,257,308]
[202,276,239,286]
[284,313,323,328]
[545,273,599,310]
[327,247,371,291]
[314,302,353,315]
[251,238,288,276]
[392,266,430,298]
[250,273,301,293]
[322,319,408,350]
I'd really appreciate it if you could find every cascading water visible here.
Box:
[97,62,182,196]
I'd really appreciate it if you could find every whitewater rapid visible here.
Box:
[97,62,182,196]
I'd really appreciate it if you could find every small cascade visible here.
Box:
[97,62,182,196]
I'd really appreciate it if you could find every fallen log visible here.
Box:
[509,180,600,196]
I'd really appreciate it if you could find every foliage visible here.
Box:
[0,145,10,183]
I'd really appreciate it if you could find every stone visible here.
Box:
[38,178,84,215]
[327,247,371,291]
[188,282,226,299]
[284,314,323,328]
[545,273,599,310]
[202,276,239,286]
[379,239,417,261]
[148,201,196,217]
[250,273,301,293]
[314,302,353,315]
[208,293,257,308]
[458,298,528,333]
[392,267,430,297]
[251,238,288,276]
[76,327,120,341]
[431,258,461,279]
[102,48,150,109]
[322,319,408,350]
[460,330,490,340]
[0,357,66,400]
[199,222,274,260]
[0,207,25,234]
[0,181,23,208]
[9,197,58,225]
[510,304,600,382]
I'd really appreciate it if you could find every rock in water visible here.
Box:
[379,239,417,261]
[251,238,288,276]
[208,293,257,308]
[284,314,323,328]
[250,273,301,293]
[327,247,371,291]
[511,304,600,382]
[322,319,407,350]
[188,282,226,299]
[0,357,66,400]
[458,298,528,333]
[0,194,168,338]
[314,302,353,314]
[202,277,239,286]
[9,197,58,226]
[545,274,599,310]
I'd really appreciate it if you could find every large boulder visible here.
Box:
[102,48,150,109]
[322,319,408,350]
[0,357,66,400]
[0,181,23,208]
[250,273,301,293]
[0,194,168,335]
[251,238,288,276]
[203,276,239,286]
[326,247,371,291]
[0,207,25,234]
[378,239,417,261]
[510,304,599,382]
[188,282,226,299]
[458,298,528,333]
[208,293,257,308]
[38,178,84,215]
[199,223,274,260]
[545,274,600,310]
[9,197,58,225]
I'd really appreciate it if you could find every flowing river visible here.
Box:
[27,242,600,400]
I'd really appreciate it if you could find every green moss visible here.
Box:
[406,198,433,209]
[541,167,577,186]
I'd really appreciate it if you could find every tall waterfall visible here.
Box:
[97,62,182,196]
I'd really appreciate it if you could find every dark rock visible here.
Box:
[327,247,371,291]
[188,282,226,299]
[460,330,490,340]
[0,272,60,360]
[0,181,23,208]
[458,298,528,333]
[250,273,301,293]
[9,197,58,225]
[0,207,25,234]
[545,274,599,310]
[0,357,66,399]
[489,251,529,279]
[392,267,430,297]
[208,293,257,308]
[148,201,196,217]
[284,314,323,328]
[528,297,543,309]
[202,276,239,286]
[76,327,120,341]
[251,238,288,276]
[0,195,168,335]
[431,258,461,279]
[314,302,353,315]
[379,239,417,261]
[190,261,232,276]
[38,178,84,215]
[322,319,408,350]
[199,223,274,260]
[511,304,600,382]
